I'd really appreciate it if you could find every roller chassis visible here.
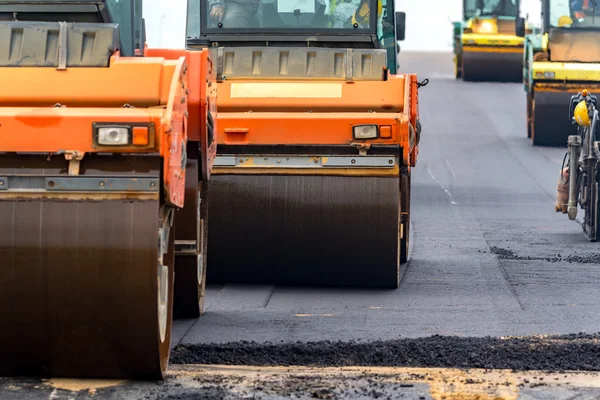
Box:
[190,8,422,289]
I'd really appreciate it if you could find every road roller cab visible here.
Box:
[0,0,216,380]
[186,0,423,288]
[453,0,527,81]
[520,0,600,147]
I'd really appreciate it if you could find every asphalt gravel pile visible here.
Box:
[171,333,600,371]
[489,246,600,263]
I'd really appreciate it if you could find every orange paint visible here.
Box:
[218,112,405,145]
[0,47,216,209]
[216,77,405,113]
[0,107,162,152]
[146,49,217,181]
[215,73,419,168]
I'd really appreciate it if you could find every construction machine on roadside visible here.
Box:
[556,89,600,241]
[453,0,527,82]
[0,0,216,379]
[520,0,600,146]
[186,0,424,288]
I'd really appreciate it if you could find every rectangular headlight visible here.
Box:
[353,125,378,140]
[97,126,130,146]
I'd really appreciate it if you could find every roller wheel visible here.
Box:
[0,155,174,380]
[207,174,401,288]
[400,173,411,264]
[531,92,567,147]
[173,146,208,319]
[156,205,176,377]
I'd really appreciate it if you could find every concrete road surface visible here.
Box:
[4,52,600,399]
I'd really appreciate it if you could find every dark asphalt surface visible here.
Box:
[4,51,600,399]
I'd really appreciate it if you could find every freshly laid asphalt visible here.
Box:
[3,51,600,399]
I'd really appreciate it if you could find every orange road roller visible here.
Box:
[185,0,424,288]
[0,0,216,380]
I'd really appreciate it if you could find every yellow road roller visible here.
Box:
[453,0,526,82]
[520,0,600,146]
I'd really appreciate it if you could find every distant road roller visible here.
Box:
[453,0,527,82]
[186,0,425,288]
[520,0,600,146]
[0,0,216,379]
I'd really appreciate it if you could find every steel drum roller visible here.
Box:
[0,154,174,379]
[207,173,403,288]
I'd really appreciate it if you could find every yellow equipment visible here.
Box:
[453,0,526,82]
[520,0,600,146]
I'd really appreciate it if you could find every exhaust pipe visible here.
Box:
[567,134,581,220]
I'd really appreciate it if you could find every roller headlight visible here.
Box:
[353,125,378,140]
[97,126,130,146]
[478,21,494,33]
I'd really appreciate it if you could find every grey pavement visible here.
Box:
[173,51,599,347]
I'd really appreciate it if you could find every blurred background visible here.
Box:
[142,0,543,51]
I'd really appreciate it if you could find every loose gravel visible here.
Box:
[171,333,600,371]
